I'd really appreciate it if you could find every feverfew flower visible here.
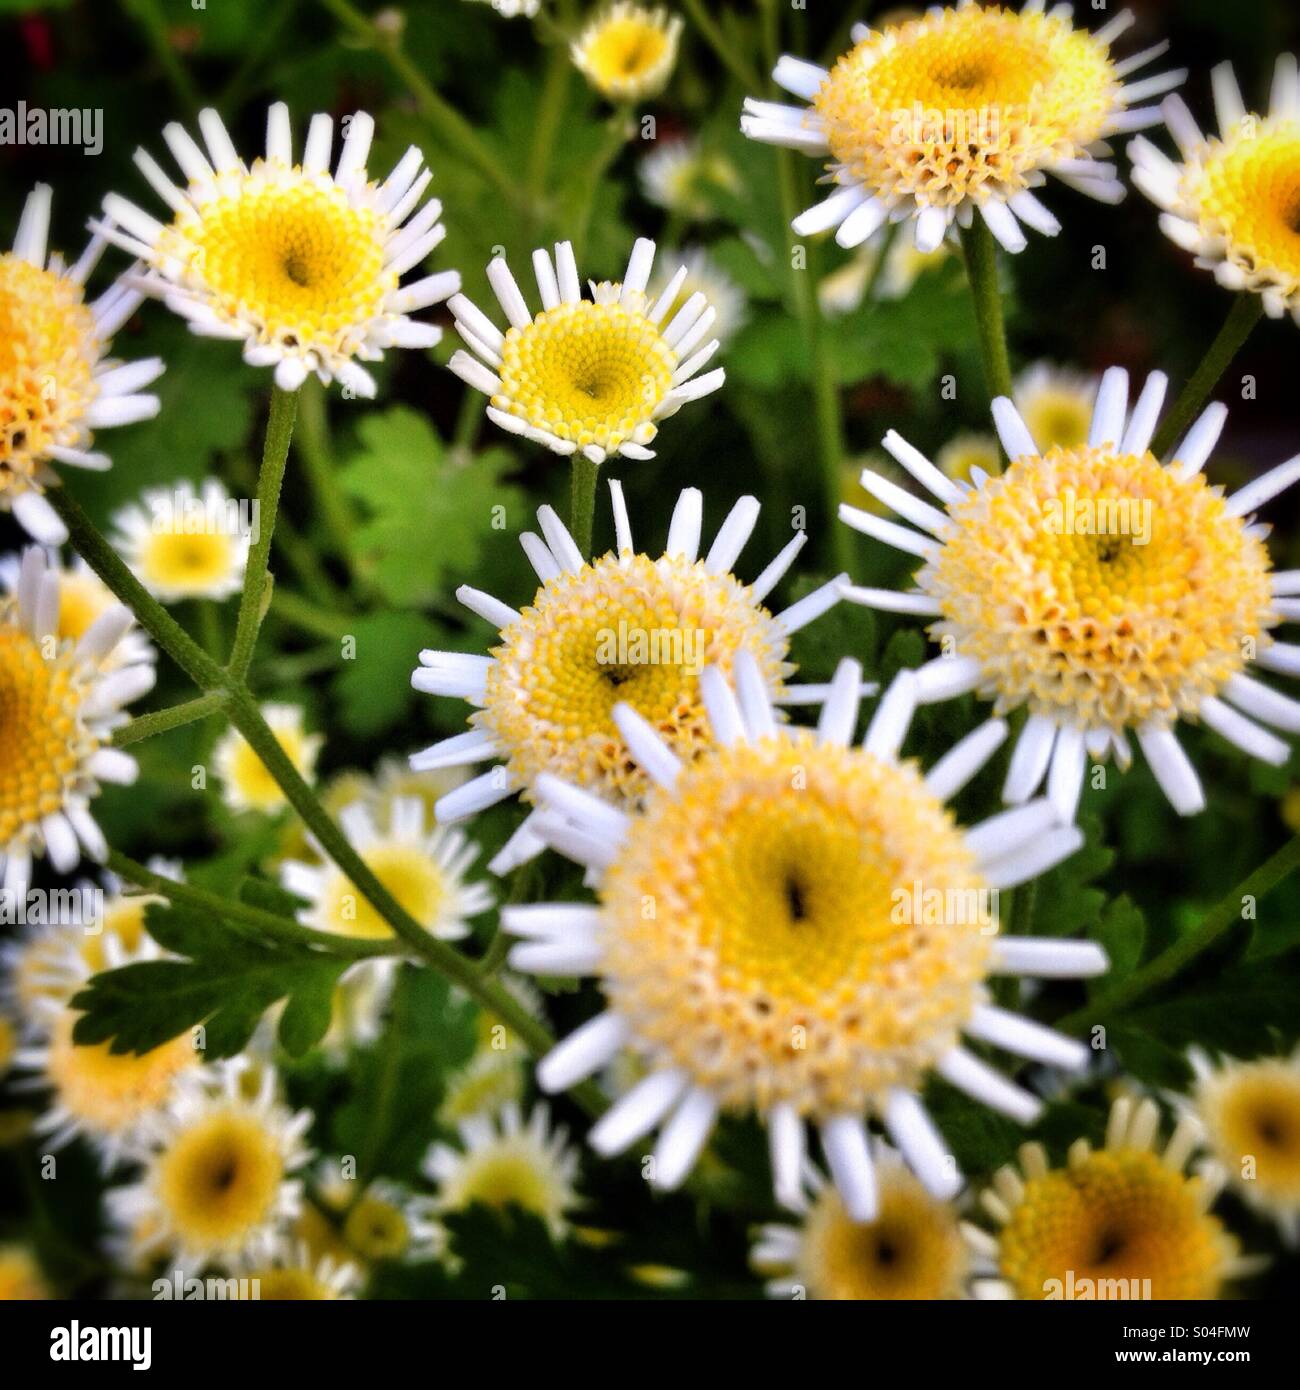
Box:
[649,247,747,346]
[447,238,724,464]
[410,482,845,874]
[1130,57,1300,322]
[503,655,1108,1218]
[110,479,251,603]
[1,185,163,545]
[840,368,1300,821]
[0,548,154,893]
[212,703,323,815]
[98,103,458,396]
[638,138,740,220]
[571,4,682,104]
[743,2,1184,253]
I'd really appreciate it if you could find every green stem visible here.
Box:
[1056,833,1300,1034]
[113,692,229,749]
[317,0,521,208]
[198,600,224,660]
[862,220,901,305]
[273,589,352,642]
[120,0,202,116]
[1149,295,1264,460]
[574,109,632,262]
[681,0,761,89]
[229,386,298,679]
[527,41,571,221]
[958,219,1014,426]
[569,453,601,559]
[107,851,390,959]
[294,377,356,568]
[218,0,301,111]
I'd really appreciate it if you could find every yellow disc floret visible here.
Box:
[315,845,446,940]
[572,4,682,102]
[479,552,789,806]
[600,734,992,1115]
[1196,1055,1300,1209]
[794,1171,969,1300]
[1182,122,1300,310]
[493,299,675,455]
[159,176,394,362]
[155,1107,287,1251]
[997,1144,1233,1300]
[0,255,101,499]
[925,446,1276,731]
[813,6,1119,208]
[0,608,99,853]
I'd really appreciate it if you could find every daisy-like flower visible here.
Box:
[110,479,251,603]
[1,185,164,546]
[819,225,951,314]
[638,138,740,220]
[14,975,199,1169]
[0,547,154,893]
[1012,361,1098,450]
[234,1233,361,1300]
[752,1148,970,1300]
[108,1059,312,1268]
[439,977,542,1125]
[501,654,1107,1217]
[212,702,323,815]
[446,238,724,465]
[0,551,156,673]
[571,4,682,104]
[282,796,490,949]
[742,2,1184,254]
[409,482,846,873]
[1183,1046,1300,1244]
[1130,56,1300,323]
[97,103,458,396]
[423,1102,582,1240]
[840,367,1300,821]
[339,1181,445,1265]
[370,755,470,833]
[649,247,747,346]
[462,0,540,18]
[964,1095,1261,1299]
[935,431,1001,486]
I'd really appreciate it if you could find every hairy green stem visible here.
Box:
[958,219,1013,426]
[569,453,601,559]
[273,588,353,642]
[230,385,298,679]
[1149,295,1264,460]
[294,378,356,569]
[1057,833,1300,1034]
[113,692,229,749]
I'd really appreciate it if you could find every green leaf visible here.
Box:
[1029,813,1114,938]
[70,903,348,1060]
[337,407,525,608]
[1088,895,1147,995]
[331,611,438,738]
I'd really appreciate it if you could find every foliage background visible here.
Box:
[2,0,1299,1298]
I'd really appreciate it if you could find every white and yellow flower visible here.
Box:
[0,547,154,893]
[1184,1046,1300,1245]
[107,1058,312,1268]
[234,1232,361,1299]
[213,702,323,815]
[638,138,740,220]
[571,4,682,104]
[0,1246,49,1300]
[281,795,491,949]
[820,225,952,314]
[649,247,746,345]
[447,238,724,464]
[0,551,155,673]
[110,479,251,603]
[503,655,1107,1217]
[98,103,458,395]
[964,1095,1260,1299]
[423,1102,582,1240]
[743,2,1184,253]
[935,431,1001,487]
[1130,56,1300,322]
[409,482,846,874]
[840,367,1300,821]
[1013,361,1099,450]
[752,1148,970,1299]
[1,185,164,545]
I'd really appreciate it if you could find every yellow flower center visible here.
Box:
[1201,1062,1300,1203]
[138,529,238,596]
[1020,391,1093,450]
[250,1267,333,1299]
[155,1108,286,1250]
[343,1195,410,1259]
[0,1247,48,1300]
[797,1173,969,1300]
[813,6,1118,207]
[55,573,114,646]
[601,735,992,1115]
[78,899,150,977]
[453,1153,561,1221]
[222,719,315,813]
[480,552,787,806]
[494,300,675,453]
[161,171,394,357]
[575,6,679,99]
[1186,123,1300,288]
[0,255,100,493]
[46,1011,195,1135]
[0,612,96,850]
[318,844,446,940]
[926,446,1275,731]
[999,1148,1231,1299]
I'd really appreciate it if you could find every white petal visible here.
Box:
[1136,722,1206,815]
[537,1013,630,1094]
[925,719,1008,802]
[936,1048,1042,1124]
[820,1114,878,1222]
